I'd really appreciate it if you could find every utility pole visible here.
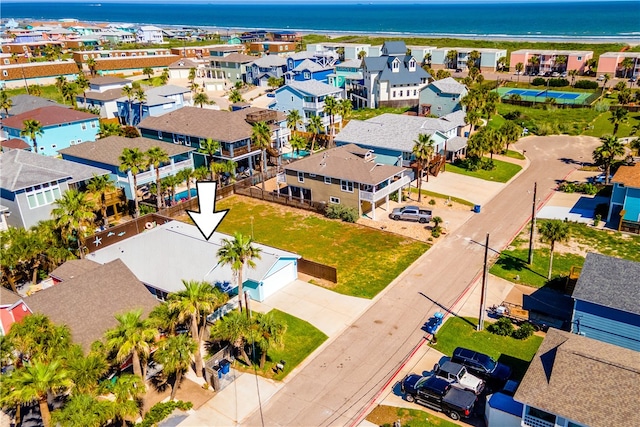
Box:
[528,182,537,265]
[478,233,490,331]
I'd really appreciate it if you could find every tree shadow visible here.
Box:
[419,291,476,329]
[494,253,547,279]
[497,353,531,383]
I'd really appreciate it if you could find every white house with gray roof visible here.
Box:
[418,77,468,117]
[353,41,431,109]
[76,76,132,119]
[0,150,110,229]
[273,80,344,131]
[87,220,301,302]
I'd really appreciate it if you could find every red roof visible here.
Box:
[2,106,98,129]
[1,138,31,150]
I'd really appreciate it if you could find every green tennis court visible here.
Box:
[495,87,593,105]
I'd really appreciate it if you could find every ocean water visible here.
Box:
[2,1,639,40]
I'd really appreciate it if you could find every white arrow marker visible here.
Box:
[187,181,229,241]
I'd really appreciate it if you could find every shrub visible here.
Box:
[481,158,496,170]
[575,80,599,89]
[324,203,358,223]
[503,110,521,120]
[429,199,436,205]
[140,401,193,427]
[594,214,602,227]
[487,317,514,336]
[548,78,569,87]
[340,207,358,223]
[512,322,535,340]
[531,77,546,86]
[581,183,598,195]
[431,226,442,238]
[455,156,483,171]
[593,101,610,113]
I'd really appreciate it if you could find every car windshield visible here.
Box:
[477,354,497,372]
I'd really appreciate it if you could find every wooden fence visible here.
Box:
[298,258,337,283]
[83,213,173,254]
[234,186,326,214]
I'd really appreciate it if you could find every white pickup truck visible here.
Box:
[434,361,485,395]
[389,205,432,223]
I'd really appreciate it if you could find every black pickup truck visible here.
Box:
[401,374,477,420]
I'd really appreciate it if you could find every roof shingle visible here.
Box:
[2,106,98,129]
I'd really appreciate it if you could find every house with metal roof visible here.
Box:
[76,76,132,119]
[87,220,301,303]
[2,105,100,156]
[418,77,468,117]
[514,328,640,427]
[59,136,195,202]
[570,252,640,351]
[272,80,344,131]
[115,84,189,126]
[278,144,409,219]
[0,149,109,229]
[607,162,640,234]
[353,41,431,109]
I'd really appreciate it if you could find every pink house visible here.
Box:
[597,52,640,78]
[510,49,593,74]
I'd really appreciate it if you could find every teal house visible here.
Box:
[607,163,640,234]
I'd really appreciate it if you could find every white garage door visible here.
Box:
[260,261,297,301]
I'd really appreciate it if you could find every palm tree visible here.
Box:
[75,74,90,107]
[217,232,262,314]
[160,68,170,85]
[193,91,211,108]
[500,121,522,153]
[135,88,146,125]
[621,57,634,78]
[4,360,72,427]
[252,312,287,369]
[306,114,324,152]
[20,119,43,154]
[464,110,481,133]
[107,374,144,426]
[323,96,339,147]
[142,66,153,80]
[289,134,307,157]
[198,138,221,180]
[554,55,567,73]
[527,55,540,75]
[210,310,251,365]
[87,174,116,228]
[6,314,72,364]
[467,50,481,70]
[98,122,123,138]
[593,135,625,185]
[193,165,210,182]
[148,302,183,336]
[603,73,611,90]
[1,89,13,116]
[177,167,195,200]
[608,108,628,135]
[210,162,229,187]
[105,309,156,383]
[188,68,197,88]
[65,351,109,395]
[286,109,303,132]
[163,174,181,205]
[538,220,570,280]
[52,189,96,258]
[412,134,435,201]
[55,75,67,93]
[338,98,352,130]
[154,334,197,400]
[61,82,78,107]
[251,121,272,191]
[86,57,97,77]
[445,50,458,70]
[122,85,134,126]
[168,280,228,377]
[146,146,170,210]
[229,89,244,104]
[51,393,111,427]
[568,69,578,87]
[630,138,640,156]
[119,147,146,217]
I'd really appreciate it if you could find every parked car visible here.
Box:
[551,72,560,77]
[401,374,477,421]
[561,71,568,78]
[543,71,552,77]
[451,347,512,387]
[591,174,613,184]
[389,206,432,223]
[597,75,606,81]
[434,361,485,394]
[629,76,637,83]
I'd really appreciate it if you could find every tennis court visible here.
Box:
[495,87,593,105]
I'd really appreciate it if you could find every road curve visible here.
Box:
[242,135,600,427]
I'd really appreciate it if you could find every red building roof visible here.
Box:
[2,106,98,129]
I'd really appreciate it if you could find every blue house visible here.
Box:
[328,59,364,90]
[116,84,189,126]
[2,106,100,156]
[284,51,338,84]
[418,77,468,117]
[272,80,344,131]
[607,162,640,234]
[571,252,640,351]
[247,55,288,86]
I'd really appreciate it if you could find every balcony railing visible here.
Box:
[359,175,411,202]
[276,172,287,183]
[221,145,259,158]
[523,415,555,427]
[303,101,322,109]
[118,159,194,184]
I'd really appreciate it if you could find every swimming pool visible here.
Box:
[282,150,310,160]
[171,188,197,202]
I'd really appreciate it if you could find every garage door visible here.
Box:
[205,82,224,92]
[260,261,297,301]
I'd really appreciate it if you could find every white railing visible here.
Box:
[523,415,555,427]
[207,295,240,324]
[303,101,322,109]
[359,175,411,202]
[132,159,194,184]
[277,172,287,183]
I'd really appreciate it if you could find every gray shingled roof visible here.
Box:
[572,253,640,316]
[383,41,407,55]
[285,144,405,185]
[286,80,342,97]
[363,56,388,72]
[25,259,159,351]
[252,55,287,67]
[81,88,125,102]
[168,58,199,69]
[0,287,22,306]
[440,110,467,129]
[293,59,327,73]
[378,57,430,85]
[89,76,130,86]
[0,150,109,192]
[49,259,103,282]
[446,136,468,152]
[216,53,255,63]
[7,95,68,116]
[514,328,640,427]
[431,77,467,95]
[59,136,194,167]
[337,59,362,69]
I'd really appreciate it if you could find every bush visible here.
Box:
[575,80,599,89]
[531,77,546,86]
[340,207,358,223]
[429,198,436,205]
[140,401,193,427]
[503,110,521,120]
[548,78,569,87]
[431,226,442,238]
[487,317,514,336]
[324,203,358,223]
[512,322,535,340]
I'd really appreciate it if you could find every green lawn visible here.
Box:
[409,188,475,207]
[446,158,522,183]
[504,150,526,160]
[584,110,640,137]
[349,106,413,121]
[4,85,66,105]
[215,196,430,298]
[367,405,460,427]
[431,316,543,381]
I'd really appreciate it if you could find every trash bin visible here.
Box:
[474,205,481,213]
[220,359,230,375]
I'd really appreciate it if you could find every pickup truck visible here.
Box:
[389,206,432,223]
[401,374,477,421]
[434,361,485,394]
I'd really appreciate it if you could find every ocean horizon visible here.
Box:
[2,1,639,41]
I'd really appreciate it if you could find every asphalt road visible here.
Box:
[242,135,600,427]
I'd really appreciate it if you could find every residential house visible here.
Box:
[284,51,338,84]
[0,287,32,335]
[88,220,301,303]
[327,59,363,90]
[59,136,195,202]
[0,150,110,229]
[65,38,101,50]
[137,106,289,176]
[24,259,159,351]
[1,139,31,152]
[407,45,437,66]
[570,252,640,351]
[0,41,64,58]
[418,77,468,117]
[0,205,9,231]
[248,41,296,56]
[209,53,255,85]
[355,41,431,109]
[76,76,132,119]
[2,106,100,156]
[0,60,80,89]
[272,80,344,131]
[597,52,640,79]
[73,49,178,77]
[247,55,288,86]
[98,29,136,45]
[430,47,507,72]
[209,45,247,58]
[607,162,640,234]
[306,42,371,61]
[510,49,593,75]
[514,328,640,427]
[136,25,164,44]
[115,84,189,126]
[278,144,410,219]
[1,94,68,118]
[167,57,200,79]
[268,31,301,43]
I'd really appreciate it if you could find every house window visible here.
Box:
[83,54,88,60]
[577,56,582,61]
[91,121,97,128]
[51,144,57,150]
[330,196,340,204]
[158,131,163,139]
[25,182,62,209]
[399,90,403,97]
[304,71,311,79]
[2,71,7,77]
[297,171,304,183]
[414,90,417,96]
[3,59,9,65]
[340,180,353,192]
[393,91,396,97]
[81,123,87,130]
[309,173,316,178]
[324,176,331,185]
